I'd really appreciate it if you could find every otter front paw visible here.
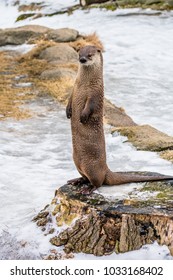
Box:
[80,111,89,124]
[66,106,72,119]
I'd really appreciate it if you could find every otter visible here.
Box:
[66,45,173,194]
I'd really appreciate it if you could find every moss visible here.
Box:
[142,2,172,10]
[98,3,117,11]
[156,192,173,199]
[140,181,173,192]
[123,180,173,210]
[136,181,173,204]
[83,2,117,11]
[15,13,35,22]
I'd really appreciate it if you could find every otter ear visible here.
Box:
[76,47,81,53]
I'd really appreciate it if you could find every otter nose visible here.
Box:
[79,57,87,64]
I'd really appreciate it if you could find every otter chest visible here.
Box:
[72,86,90,117]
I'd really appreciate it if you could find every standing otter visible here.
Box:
[66,45,173,194]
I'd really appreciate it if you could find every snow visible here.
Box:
[75,242,173,260]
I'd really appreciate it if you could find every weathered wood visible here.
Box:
[34,179,173,257]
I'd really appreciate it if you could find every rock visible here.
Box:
[167,0,173,6]
[137,0,147,3]
[41,68,77,80]
[18,3,44,12]
[104,98,136,127]
[34,181,173,256]
[117,0,139,5]
[160,150,173,163]
[46,28,79,43]
[39,44,78,63]
[80,0,109,6]
[0,25,51,46]
[112,124,173,152]
[13,0,20,5]
[13,25,51,34]
[146,0,163,4]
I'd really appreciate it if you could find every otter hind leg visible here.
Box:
[78,184,98,195]
[77,171,105,194]
[67,176,89,186]
[67,177,96,195]
[68,177,101,195]
[72,172,105,195]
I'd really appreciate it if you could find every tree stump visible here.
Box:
[34,178,173,257]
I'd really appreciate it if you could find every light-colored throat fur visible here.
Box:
[78,55,103,87]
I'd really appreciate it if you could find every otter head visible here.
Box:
[79,45,102,67]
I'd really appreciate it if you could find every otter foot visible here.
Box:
[67,177,89,186]
[77,184,97,195]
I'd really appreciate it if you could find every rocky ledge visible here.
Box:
[13,0,173,23]
[0,25,79,47]
[12,0,173,23]
[34,179,173,258]
[86,0,173,11]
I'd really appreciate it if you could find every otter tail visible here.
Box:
[104,169,173,186]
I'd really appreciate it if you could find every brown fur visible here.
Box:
[66,45,173,193]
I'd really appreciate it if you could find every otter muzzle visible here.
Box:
[79,57,87,64]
